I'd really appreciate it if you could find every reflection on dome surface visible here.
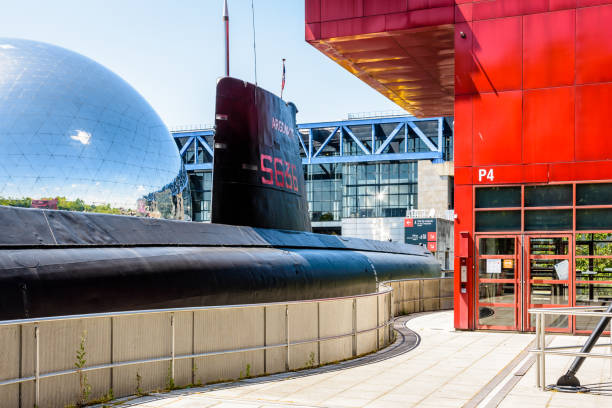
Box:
[0,38,190,220]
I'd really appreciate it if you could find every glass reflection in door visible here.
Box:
[525,236,571,332]
[476,236,520,330]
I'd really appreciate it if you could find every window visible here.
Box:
[524,185,572,207]
[475,187,520,208]
[342,161,417,218]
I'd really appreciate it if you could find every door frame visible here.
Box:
[521,234,573,333]
[474,234,522,331]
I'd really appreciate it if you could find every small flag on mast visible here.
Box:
[281,58,286,99]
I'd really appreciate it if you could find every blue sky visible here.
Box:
[0,0,403,127]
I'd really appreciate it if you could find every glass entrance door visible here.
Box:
[524,235,572,332]
[476,236,521,330]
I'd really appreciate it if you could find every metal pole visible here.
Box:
[388,292,392,343]
[609,318,612,379]
[223,0,230,77]
[170,313,175,382]
[376,294,380,350]
[192,311,195,384]
[110,316,114,391]
[352,298,357,357]
[535,313,541,389]
[263,306,267,374]
[285,305,289,371]
[540,313,546,388]
[35,325,39,407]
[317,302,321,366]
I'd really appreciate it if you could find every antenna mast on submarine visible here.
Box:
[223,0,230,76]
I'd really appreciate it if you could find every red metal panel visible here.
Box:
[455,166,472,185]
[471,0,548,21]
[523,10,575,89]
[470,164,548,185]
[364,0,407,16]
[523,87,575,164]
[407,0,428,10]
[429,0,454,7]
[454,186,473,257]
[472,17,522,93]
[320,0,363,22]
[384,7,455,30]
[523,164,550,183]
[550,161,612,182]
[576,83,612,161]
[471,164,549,184]
[454,94,473,167]
[454,185,473,330]
[455,3,472,22]
[522,0,551,15]
[473,91,522,166]
[549,0,577,10]
[455,22,475,95]
[578,0,612,6]
[305,23,321,41]
[321,15,386,38]
[305,0,321,23]
[408,6,454,27]
[472,165,522,184]
[384,12,413,31]
[576,4,612,84]
[472,0,520,20]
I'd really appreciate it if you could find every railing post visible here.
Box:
[540,313,546,389]
[285,305,289,371]
[317,302,321,366]
[388,292,392,342]
[376,293,380,350]
[609,317,612,379]
[535,312,541,389]
[34,325,39,407]
[170,313,175,383]
[192,311,195,384]
[263,306,267,374]
[110,316,114,391]
[352,298,357,357]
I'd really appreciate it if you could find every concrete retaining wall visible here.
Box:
[0,277,452,408]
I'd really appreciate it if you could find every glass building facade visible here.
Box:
[0,38,190,220]
[304,161,418,221]
[173,116,452,225]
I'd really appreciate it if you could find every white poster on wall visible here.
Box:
[554,260,569,280]
[487,259,502,274]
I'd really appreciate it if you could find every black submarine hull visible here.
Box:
[0,78,441,320]
[0,206,440,320]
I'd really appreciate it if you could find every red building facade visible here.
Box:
[306,0,612,332]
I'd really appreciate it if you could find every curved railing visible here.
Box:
[0,277,452,407]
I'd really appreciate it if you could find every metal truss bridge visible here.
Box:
[171,116,451,172]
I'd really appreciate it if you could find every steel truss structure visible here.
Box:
[171,116,450,172]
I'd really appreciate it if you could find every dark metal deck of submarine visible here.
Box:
[0,205,439,320]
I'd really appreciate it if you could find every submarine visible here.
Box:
[0,76,440,320]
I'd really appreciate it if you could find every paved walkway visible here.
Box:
[111,311,612,408]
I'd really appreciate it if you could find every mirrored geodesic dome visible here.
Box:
[0,38,190,220]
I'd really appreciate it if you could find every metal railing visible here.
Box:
[529,306,612,390]
[405,209,455,221]
[347,110,412,120]
[170,124,215,132]
[0,284,395,407]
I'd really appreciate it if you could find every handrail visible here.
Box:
[528,306,612,391]
[0,321,393,388]
[0,282,399,406]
